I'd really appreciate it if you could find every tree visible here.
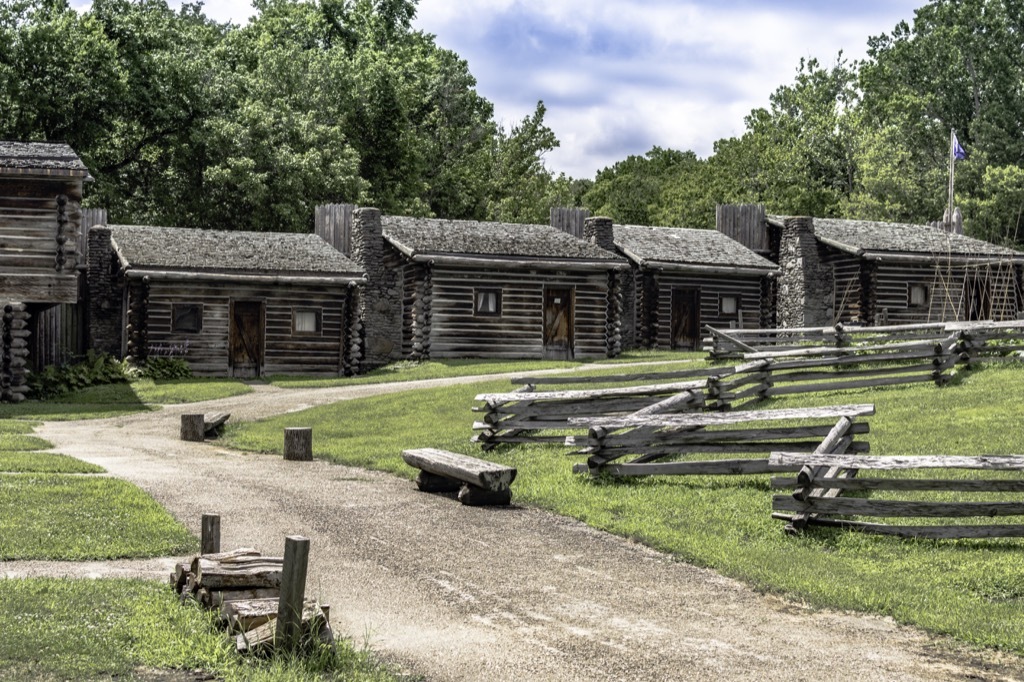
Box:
[486,101,561,224]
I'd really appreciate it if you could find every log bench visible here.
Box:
[402,448,517,506]
[204,412,230,436]
[180,412,231,441]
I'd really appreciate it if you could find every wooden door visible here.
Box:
[670,288,700,350]
[230,300,265,377]
[543,286,574,360]
[965,276,992,321]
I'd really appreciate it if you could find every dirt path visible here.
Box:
[14,379,1024,681]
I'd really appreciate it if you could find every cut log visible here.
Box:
[203,412,230,436]
[415,470,462,493]
[283,427,313,461]
[194,564,282,591]
[214,588,282,612]
[192,556,283,580]
[769,453,1024,471]
[236,608,331,655]
[570,404,875,429]
[223,598,319,633]
[180,414,205,442]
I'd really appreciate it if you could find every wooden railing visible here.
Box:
[770,453,1024,539]
[567,404,874,479]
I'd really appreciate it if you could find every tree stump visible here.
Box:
[283,427,313,461]
[181,414,205,442]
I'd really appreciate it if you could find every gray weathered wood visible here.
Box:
[402,448,516,491]
[201,513,220,555]
[476,380,707,403]
[283,427,313,461]
[194,564,282,591]
[771,513,1024,539]
[774,495,1024,518]
[571,404,875,429]
[203,412,230,435]
[574,458,799,477]
[773,475,1024,493]
[180,414,205,442]
[276,535,311,651]
[769,453,1024,470]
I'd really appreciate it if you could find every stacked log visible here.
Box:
[605,270,622,357]
[125,277,150,364]
[1,303,30,403]
[343,288,363,376]
[171,547,333,655]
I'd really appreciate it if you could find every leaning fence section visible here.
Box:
[568,404,873,479]
[770,453,1024,540]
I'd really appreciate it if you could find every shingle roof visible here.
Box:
[769,215,1023,259]
[613,224,778,270]
[382,216,621,262]
[0,141,91,178]
[107,225,364,276]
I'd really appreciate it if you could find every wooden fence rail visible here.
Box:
[568,404,874,479]
[769,452,1024,539]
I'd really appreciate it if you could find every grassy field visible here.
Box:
[225,362,1024,653]
[0,377,251,421]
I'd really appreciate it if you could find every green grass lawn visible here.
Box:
[0,578,395,682]
[225,363,1024,653]
[0,377,252,421]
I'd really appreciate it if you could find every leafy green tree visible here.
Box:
[486,101,561,224]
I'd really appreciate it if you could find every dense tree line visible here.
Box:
[581,0,1024,248]
[2,0,1021,245]
[0,0,566,231]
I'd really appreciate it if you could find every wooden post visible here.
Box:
[276,535,310,651]
[181,414,205,442]
[201,513,221,555]
[283,428,313,461]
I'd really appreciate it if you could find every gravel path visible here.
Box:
[7,378,1023,681]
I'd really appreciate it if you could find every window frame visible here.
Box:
[292,308,323,335]
[473,288,503,317]
[171,303,203,334]
[720,294,740,316]
[908,283,929,308]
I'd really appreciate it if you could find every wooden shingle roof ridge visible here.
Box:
[0,140,93,179]
[105,224,365,277]
[768,214,1024,260]
[381,215,625,265]
[613,223,779,272]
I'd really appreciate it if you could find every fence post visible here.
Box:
[201,513,221,555]
[276,535,310,651]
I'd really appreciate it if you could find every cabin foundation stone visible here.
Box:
[779,216,833,328]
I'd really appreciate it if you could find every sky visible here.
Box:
[71,0,927,179]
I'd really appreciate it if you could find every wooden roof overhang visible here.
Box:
[123,268,366,287]
[392,244,629,272]
[0,166,93,182]
[617,242,777,278]
[817,235,1024,266]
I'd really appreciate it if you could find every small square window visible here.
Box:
[474,289,502,317]
[720,295,739,315]
[293,309,322,334]
[171,304,202,333]
[909,284,928,307]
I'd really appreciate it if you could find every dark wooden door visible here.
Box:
[230,300,264,377]
[966,276,992,321]
[543,286,574,360]
[670,288,700,350]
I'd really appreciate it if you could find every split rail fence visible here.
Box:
[770,453,1024,540]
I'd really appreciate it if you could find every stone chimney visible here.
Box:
[350,207,401,368]
[584,216,615,252]
[86,225,124,356]
[777,216,833,328]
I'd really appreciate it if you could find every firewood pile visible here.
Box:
[170,546,333,654]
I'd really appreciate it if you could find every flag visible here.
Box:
[952,131,967,160]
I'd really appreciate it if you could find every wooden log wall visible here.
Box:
[646,271,763,349]
[143,280,355,376]
[0,177,82,303]
[314,203,354,256]
[549,207,591,239]
[715,204,768,253]
[125,278,150,364]
[829,253,863,325]
[425,265,614,359]
[606,270,622,357]
[402,263,433,359]
[637,271,657,349]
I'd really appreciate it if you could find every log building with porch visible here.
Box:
[88,225,365,377]
[346,208,628,364]
[765,215,1024,327]
[0,141,92,401]
[612,224,778,350]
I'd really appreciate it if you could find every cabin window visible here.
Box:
[293,309,322,334]
[908,284,929,307]
[474,288,502,317]
[171,304,203,333]
[720,295,739,316]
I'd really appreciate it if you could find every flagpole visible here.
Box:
[948,127,955,229]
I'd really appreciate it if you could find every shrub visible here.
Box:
[27,352,128,400]
[133,357,192,380]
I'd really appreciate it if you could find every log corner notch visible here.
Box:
[402,448,517,506]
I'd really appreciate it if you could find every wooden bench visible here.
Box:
[181,412,231,441]
[402,448,517,506]
[204,412,231,436]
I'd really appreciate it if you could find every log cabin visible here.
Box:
[0,141,92,401]
[88,225,365,377]
[346,208,628,364]
[612,224,779,350]
[765,215,1024,326]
